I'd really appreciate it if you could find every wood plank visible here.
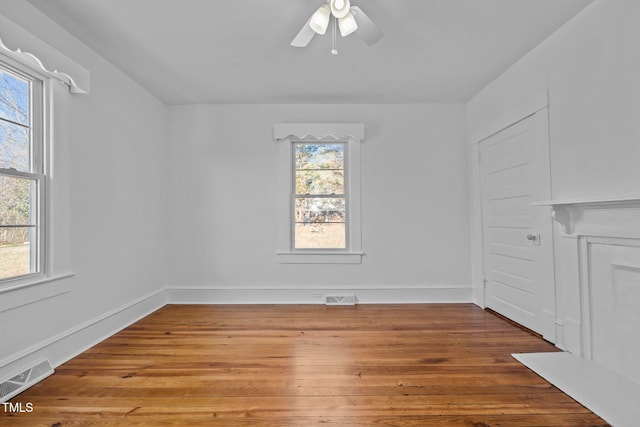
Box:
[1,304,610,426]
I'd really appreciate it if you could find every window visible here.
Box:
[0,62,45,282]
[275,123,363,264]
[293,142,346,249]
[0,21,86,304]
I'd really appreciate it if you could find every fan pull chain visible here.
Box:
[331,16,338,55]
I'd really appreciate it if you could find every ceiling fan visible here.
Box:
[290,0,383,54]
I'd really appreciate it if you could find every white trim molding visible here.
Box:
[534,196,640,236]
[274,122,365,142]
[0,273,73,314]
[0,289,166,388]
[274,123,364,264]
[470,91,549,145]
[167,285,472,305]
[0,14,90,94]
[276,252,363,264]
[0,36,86,94]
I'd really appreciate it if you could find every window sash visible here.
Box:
[0,63,45,284]
[0,170,44,281]
[0,63,44,175]
[291,142,349,251]
[292,195,347,225]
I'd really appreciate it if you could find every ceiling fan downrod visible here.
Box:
[331,16,338,55]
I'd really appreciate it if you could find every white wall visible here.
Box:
[0,1,169,379]
[468,0,640,200]
[167,104,471,302]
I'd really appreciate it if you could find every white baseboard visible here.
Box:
[472,285,485,308]
[0,288,166,384]
[559,317,583,355]
[166,285,473,305]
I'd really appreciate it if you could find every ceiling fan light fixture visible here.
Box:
[291,1,382,50]
[338,12,358,37]
[330,0,351,19]
[309,4,331,35]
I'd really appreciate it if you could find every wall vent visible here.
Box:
[0,360,53,403]
[325,294,357,306]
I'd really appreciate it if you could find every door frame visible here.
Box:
[469,93,557,342]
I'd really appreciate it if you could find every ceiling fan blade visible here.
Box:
[290,18,316,47]
[351,6,383,46]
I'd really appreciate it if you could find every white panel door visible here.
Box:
[479,111,554,336]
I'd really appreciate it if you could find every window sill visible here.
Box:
[277,252,363,264]
[0,273,75,313]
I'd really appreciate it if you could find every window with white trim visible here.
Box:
[293,142,347,249]
[0,62,45,282]
[275,123,363,264]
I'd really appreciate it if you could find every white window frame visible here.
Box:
[274,123,363,264]
[0,60,47,285]
[291,141,348,251]
[0,21,87,304]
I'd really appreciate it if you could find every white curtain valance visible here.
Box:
[0,14,90,94]
[274,123,365,142]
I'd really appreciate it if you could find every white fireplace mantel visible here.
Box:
[533,196,640,236]
[535,195,640,359]
[516,195,640,426]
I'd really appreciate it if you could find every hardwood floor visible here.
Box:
[2,304,609,426]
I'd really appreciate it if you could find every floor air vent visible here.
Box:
[1,360,53,403]
[325,294,357,306]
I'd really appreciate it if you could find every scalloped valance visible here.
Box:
[0,15,89,94]
[274,123,365,142]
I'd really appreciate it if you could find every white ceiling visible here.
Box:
[26,0,593,105]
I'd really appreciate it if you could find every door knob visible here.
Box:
[526,233,541,245]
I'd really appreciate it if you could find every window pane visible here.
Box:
[294,197,345,224]
[0,175,34,226]
[295,223,345,249]
[295,169,344,195]
[0,120,30,171]
[0,70,30,126]
[295,144,344,170]
[294,197,345,249]
[0,226,34,279]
